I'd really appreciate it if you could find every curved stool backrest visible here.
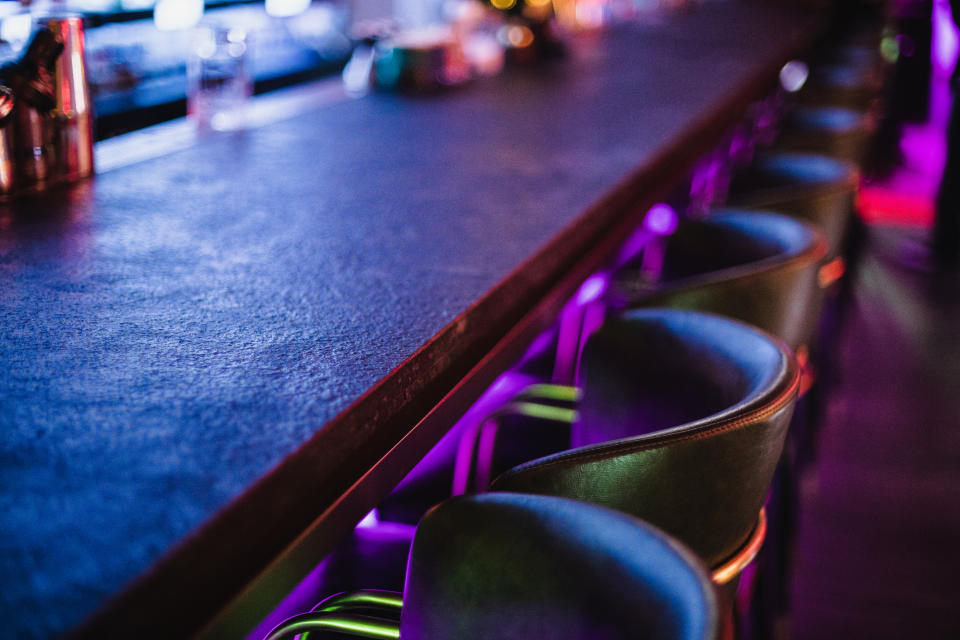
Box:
[265,493,719,640]
[726,152,858,259]
[614,210,827,349]
[774,105,872,164]
[812,43,885,76]
[492,310,799,568]
[404,493,719,640]
[797,62,883,112]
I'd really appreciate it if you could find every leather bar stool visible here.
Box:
[489,310,799,587]
[611,213,823,609]
[817,43,885,75]
[264,493,720,640]
[611,209,828,351]
[796,62,883,113]
[774,105,872,165]
[725,154,856,508]
[727,153,859,435]
[383,210,822,539]
[726,152,859,262]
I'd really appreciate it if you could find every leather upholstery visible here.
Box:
[402,492,719,640]
[796,62,882,111]
[492,310,799,568]
[726,152,859,258]
[774,106,871,164]
[613,209,827,349]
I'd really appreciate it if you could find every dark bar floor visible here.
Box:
[789,225,960,638]
[787,25,960,634]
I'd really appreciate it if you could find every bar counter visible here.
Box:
[0,3,818,638]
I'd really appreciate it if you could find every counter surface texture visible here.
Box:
[0,3,814,637]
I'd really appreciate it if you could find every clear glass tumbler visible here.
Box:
[187,26,252,132]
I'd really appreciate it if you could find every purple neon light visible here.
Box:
[639,235,667,282]
[616,226,653,266]
[452,423,476,495]
[357,509,380,528]
[575,273,609,305]
[555,272,611,385]
[643,203,678,235]
[244,519,415,640]
[728,130,748,161]
[933,0,958,76]
[574,301,607,386]
[473,419,500,492]
[689,153,730,214]
[553,300,586,386]
[451,371,540,494]
[753,92,785,147]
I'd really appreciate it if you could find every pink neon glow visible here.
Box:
[857,19,952,230]
[644,203,678,235]
[857,186,935,227]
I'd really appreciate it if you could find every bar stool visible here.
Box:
[386,211,818,547]
[610,213,824,608]
[726,152,859,262]
[264,493,720,640]
[490,310,799,584]
[774,105,872,165]
[727,154,858,441]
[611,209,828,351]
[796,62,883,113]
[817,43,885,75]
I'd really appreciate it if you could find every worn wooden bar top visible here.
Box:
[0,3,818,638]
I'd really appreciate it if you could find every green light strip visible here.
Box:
[517,383,582,403]
[266,613,401,640]
[513,401,579,424]
[316,592,404,613]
